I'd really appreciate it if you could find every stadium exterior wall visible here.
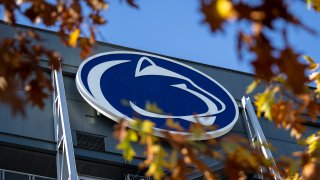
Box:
[0,22,319,180]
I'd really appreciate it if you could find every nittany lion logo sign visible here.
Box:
[76,51,238,140]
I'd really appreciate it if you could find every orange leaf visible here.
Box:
[272,101,306,139]
[277,48,308,94]
[302,161,320,179]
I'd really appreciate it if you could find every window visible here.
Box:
[4,172,28,180]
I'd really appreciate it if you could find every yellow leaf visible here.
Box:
[307,0,320,11]
[292,173,300,180]
[308,72,320,93]
[304,55,319,71]
[306,133,320,156]
[254,87,279,119]
[166,118,184,131]
[246,79,261,94]
[116,141,136,161]
[216,0,235,19]
[69,29,80,47]
[307,0,312,9]
[128,130,138,141]
[116,130,138,162]
[131,119,154,134]
[145,145,168,180]
[304,55,316,64]
[141,120,155,134]
[146,101,164,114]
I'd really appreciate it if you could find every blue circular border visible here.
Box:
[76,51,239,140]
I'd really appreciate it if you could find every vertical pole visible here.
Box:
[241,97,281,180]
[52,72,60,180]
[52,68,79,180]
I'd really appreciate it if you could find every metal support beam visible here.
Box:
[52,69,79,180]
[241,97,281,180]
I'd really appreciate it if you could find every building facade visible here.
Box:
[0,22,318,180]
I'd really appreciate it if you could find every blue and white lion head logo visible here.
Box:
[76,51,239,140]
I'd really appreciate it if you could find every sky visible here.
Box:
[8,0,320,73]
[95,0,320,73]
[99,0,250,72]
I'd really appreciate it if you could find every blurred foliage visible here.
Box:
[0,0,133,114]
[1,0,320,179]
[307,0,320,11]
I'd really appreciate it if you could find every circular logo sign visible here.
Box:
[76,51,239,140]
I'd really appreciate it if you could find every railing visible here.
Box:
[52,69,79,180]
[79,175,111,180]
[0,168,55,180]
[241,97,281,180]
[125,174,154,180]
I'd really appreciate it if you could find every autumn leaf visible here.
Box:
[90,14,107,24]
[272,101,306,139]
[308,72,320,95]
[246,79,261,94]
[85,0,109,10]
[114,120,137,162]
[145,145,168,180]
[171,160,190,180]
[276,156,300,178]
[131,119,155,135]
[201,0,226,32]
[122,119,171,180]
[306,99,320,121]
[47,51,61,70]
[145,102,164,114]
[166,118,184,132]
[164,132,188,146]
[314,75,320,94]
[113,119,128,141]
[306,133,320,157]
[302,160,320,180]
[254,87,279,119]
[0,76,8,90]
[272,101,295,127]
[277,48,308,94]
[216,0,236,19]
[25,80,49,109]
[69,29,80,47]
[189,121,206,139]
[222,136,263,179]
[180,147,216,179]
[116,129,138,162]
[307,0,320,11]
[304,55,319,71]
[126,0,139,8]
[140,121,154,134]
[4,6,16,24]
[79,39,93,59]
[250,34,277,81]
